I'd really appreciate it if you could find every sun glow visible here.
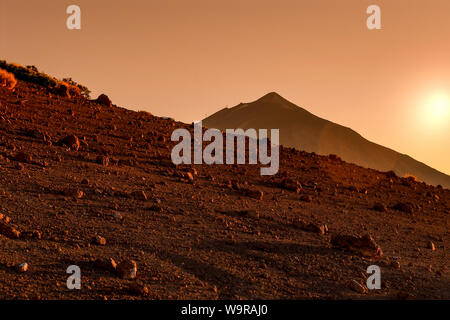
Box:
[420,92,450,128]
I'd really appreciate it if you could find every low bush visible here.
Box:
[0,68,17,90]
[0,60,90,98]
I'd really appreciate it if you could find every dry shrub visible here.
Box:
[59,81,81,97]
[0,68,17,90]
[0,60,91,98]
[404,174,420,182]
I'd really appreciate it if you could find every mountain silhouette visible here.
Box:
[203,92,450,188]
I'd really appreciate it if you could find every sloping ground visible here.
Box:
[0,81,448,300]
[203,92,450,188]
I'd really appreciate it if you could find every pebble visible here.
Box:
[94,235,107,246]
[17,262,29,272]
[116,259,137,279]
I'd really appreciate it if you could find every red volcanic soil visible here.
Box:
[0,81,449,300]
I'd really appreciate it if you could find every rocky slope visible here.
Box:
[0,80,448,300]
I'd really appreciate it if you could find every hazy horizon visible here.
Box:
[1,0,449,175]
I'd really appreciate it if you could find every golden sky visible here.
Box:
[1,0,449,174]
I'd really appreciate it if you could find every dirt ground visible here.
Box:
[0,81,448,300]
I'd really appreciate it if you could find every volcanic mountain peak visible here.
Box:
[224,92,308,120]
[204,93,450,188]
[258,91,284,102]
[251,92,301,110]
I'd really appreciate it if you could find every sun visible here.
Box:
[421,92,450,128]
[429,93,449,117]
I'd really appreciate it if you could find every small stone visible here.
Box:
[372,202,387,212]
[63,188,84,199]
[116,259,137,279]
[96,155,109,166]
[280,178,302,193]
[57,135,80,151]
[0,214,11,223]
[391,260,401,269]
[96,94,112,107]
[94,258,117,271]
[348,279,368,294]
[0,221,21,239]
[331,234,383,257]
[392,202,414,214]
[242,188,264,200]
[245,210,260,219]
[94,235,107,246]
[21,230,42,240]
[17,262,29,272]
[186,172,194,181]
[128,282,149,296]
[305,223,327,235]
[299,195,313,202]
[428,241,436,251]
[131,190,148,201]
[292,219,326,235]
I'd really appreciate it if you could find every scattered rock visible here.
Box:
[131,190,148,201]
[328,154,341,161]
[128,282,149,296]
[392,202,414,214]
[241,188,263,200]
[186,172,194,182]
[21,230,42,240]
[96,94,112,107]
[372,202,387,212]
[94,258,117,271]
[0,221,21,239]
[148,205,163,213]
[57,135,80,151]
[0,214,11,223]
[94,235,107,246]
[63,188,84,199]
[116,259,137,279]
[330,234,383,257]
[348,279,368,294]
[96,155,109,166]
[16,262,29,273]
[280,178,302,193]
[292,219,327,235]
[299,195,312,202]
[391,260,401,269]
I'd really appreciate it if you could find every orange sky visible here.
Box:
[1,0,449,175]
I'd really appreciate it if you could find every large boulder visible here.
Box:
[57,135,80,151]
[331,234,383,257]
[96,94,112,107]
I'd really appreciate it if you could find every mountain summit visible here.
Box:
[203,93,450,188]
